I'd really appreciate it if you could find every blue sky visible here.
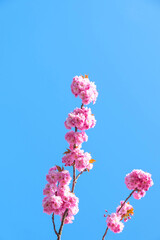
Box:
[0,0,159,239]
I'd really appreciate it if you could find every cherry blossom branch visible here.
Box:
[102,189,136,240]
[44,76,98,240]
[56,124,84,239]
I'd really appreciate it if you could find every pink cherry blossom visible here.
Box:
[116,201,134,222]
[62,148,93,172]
[125,169,153,199]
[51,195,63,209]
[106,213,124,233]
[64,107,96,131]
[133,190,146,200]
[43,183,57,196]
[43,166,79,222]
[71,75,98,105]
[63,215,74,224]
[65,131,88,149]
[57,170,72,186]
[43,196,54,215]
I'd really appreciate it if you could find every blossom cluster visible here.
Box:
[106,213,124,233]
[62,148,93,172]
[65,131,88,150]
[125,169,153,199]
[64,107,96,131]
[71,75,98,105]
[43,166,79,224]
[105,169,153,234]
[116,201,134,222]
[106,201,133,233]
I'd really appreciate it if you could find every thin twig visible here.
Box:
[52,214,58,236]
[71,162,76,192]
[102,227,108,240]
[117,189,136,213]
[57,209,68,240]
[81,104,84,109]
[71,127,77,192]
[76,169,87,181]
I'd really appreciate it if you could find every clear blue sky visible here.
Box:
[0,0,159,239]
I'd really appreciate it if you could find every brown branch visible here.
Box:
[71,126,77,192]
[71,162,76,192]
[55,127,79,238]
[81,104,84,109]
[71,166,87,192]
[76,169,87,181]
[56,163,77,239]
[117,189,136,213]
[57,209,68,240]
[102,189,136,240]
[102,227,108,240]
[52,214,58,237]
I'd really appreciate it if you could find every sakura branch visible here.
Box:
[42,75,98,240]
[102,169,153,239]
